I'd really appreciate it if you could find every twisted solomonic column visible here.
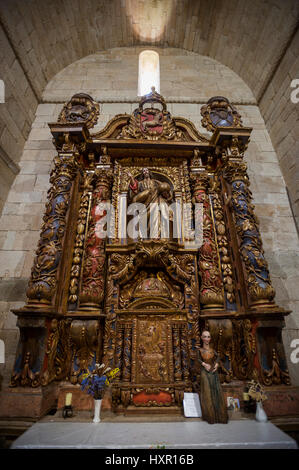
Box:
[26,151,79,306]
[223,157,275,308]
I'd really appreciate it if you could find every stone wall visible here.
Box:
[0,48,298,391]
[43,47,255,104]
[260,28,299,230]
[0,22,38,214]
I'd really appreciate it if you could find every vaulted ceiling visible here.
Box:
[0,0,298,102]
[0,0,298,223]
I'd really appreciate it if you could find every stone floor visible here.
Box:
[11,419,298,449]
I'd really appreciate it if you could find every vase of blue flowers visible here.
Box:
[80,363,119,423]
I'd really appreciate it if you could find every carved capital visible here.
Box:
[223,160,248,184]
[190,170,210,195]
[94,167,114,192]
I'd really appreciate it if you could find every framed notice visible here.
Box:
[183,392,202,418]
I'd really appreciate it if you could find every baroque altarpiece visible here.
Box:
[10,90,291,415]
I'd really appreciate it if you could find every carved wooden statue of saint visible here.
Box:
[128,168,173,239]
[197,330,228,424]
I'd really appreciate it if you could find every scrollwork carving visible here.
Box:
[69,320,102,384]
[231,319,256,381]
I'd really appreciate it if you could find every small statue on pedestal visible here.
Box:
[197,330,228,424]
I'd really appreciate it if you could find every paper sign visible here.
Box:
[0,339,4,364]
[183,392,202,418]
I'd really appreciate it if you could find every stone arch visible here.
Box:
[0,45,298,394]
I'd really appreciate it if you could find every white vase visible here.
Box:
[93,399,102,423]
[255,400,268,423]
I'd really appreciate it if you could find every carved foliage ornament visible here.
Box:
[11,318,71,387]
[109,241,194,288]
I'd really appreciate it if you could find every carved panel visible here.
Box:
[136,319,169,384]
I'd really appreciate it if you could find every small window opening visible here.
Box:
[138,50,160,96]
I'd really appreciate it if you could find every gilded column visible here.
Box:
[68,172,94,307]
[79,168,113,309]
[114,327,124,383]
[211,189,236,309]
[173,325,182,381]
[191,170,224,310]
[26,148,78,306]
[180,326,190,382]
[223,150,275,308]
[123,325,132,382]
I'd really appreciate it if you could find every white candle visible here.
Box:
[65,392,72,406]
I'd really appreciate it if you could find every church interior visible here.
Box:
[0,0,298,450]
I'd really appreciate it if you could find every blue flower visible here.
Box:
[80,373,108,398]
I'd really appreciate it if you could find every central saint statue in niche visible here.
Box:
[128,168,173,239]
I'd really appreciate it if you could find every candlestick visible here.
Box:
[65,392,72,406]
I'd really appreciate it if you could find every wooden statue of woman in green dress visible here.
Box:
[197,330,228,424]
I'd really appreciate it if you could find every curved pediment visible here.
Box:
[91,88,209,143]
[92,113,209,143]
